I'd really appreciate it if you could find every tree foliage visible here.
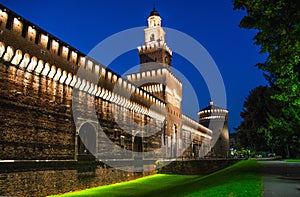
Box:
[235,86,273,152]
[234,0,300,157]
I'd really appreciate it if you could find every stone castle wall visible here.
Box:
[157,159,240,175]
[0,161,153,197]
[0,61,164,160]
[0,63,75,160]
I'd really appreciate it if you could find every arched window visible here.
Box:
[172,124,177,157]
[77,122,96,161]
[133,134,143,153]
[150,34,155,42]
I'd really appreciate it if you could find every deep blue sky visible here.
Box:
[1,0,267,132]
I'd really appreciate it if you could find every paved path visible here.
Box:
[259,160,300,197]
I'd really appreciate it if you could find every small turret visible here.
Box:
[198,101,229,158]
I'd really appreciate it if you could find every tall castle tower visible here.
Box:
[127,9,183,157]
[138,9,172,71]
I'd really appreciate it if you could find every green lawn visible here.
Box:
[52,160,262,197]
[285,159,300,162]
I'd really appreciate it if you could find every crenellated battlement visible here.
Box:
[0,6,83,74]
[141,83,164,93]
[126,67,182,89]
[0,40,166,120]
[198,109,228,116]
[137,41,172,56]
[0,4,167,119]
[198,101,229,121]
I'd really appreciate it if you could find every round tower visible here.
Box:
[198,101,229,158]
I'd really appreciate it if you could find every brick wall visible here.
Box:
[0,161,152,196]
[0,63,75,160]
[157,159,241,175]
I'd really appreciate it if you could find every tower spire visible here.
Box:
[138,6,172,70]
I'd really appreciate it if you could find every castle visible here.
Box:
[0,4,229,196]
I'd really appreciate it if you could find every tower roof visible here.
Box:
[149,9,160,17]
[199,101,227,112]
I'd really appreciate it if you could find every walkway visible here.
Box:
[259,160,300,197]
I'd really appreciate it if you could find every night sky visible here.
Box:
[1,0,267,132]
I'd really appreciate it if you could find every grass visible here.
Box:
[51,160,262,197]
[285,159,300,162]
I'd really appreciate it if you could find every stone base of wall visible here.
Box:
[0,159,240,196]
[156,159,241,175]
[0,161,154,197]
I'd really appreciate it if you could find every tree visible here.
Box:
[233,0,300,158]
[235,86,272,152]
